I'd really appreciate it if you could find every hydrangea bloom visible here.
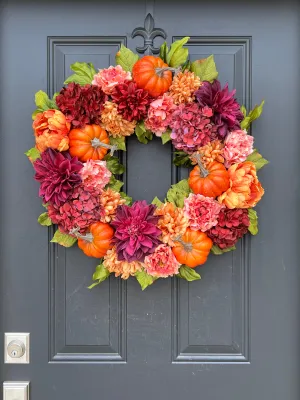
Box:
[92,65,132,94]
[183,193,223,232]
[144,244,180,278]
[144,94,175,136]
[103,247,142,279]
[223,129,254,167]
[80,160,111,192]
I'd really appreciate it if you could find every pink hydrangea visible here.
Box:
[92,65,132,95]
[80,160,111,192]
[144,244,180,278]
[144,94,175,136]
[183,193,224,232]
[223,129,254,167]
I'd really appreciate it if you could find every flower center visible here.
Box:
[126,222,140,237]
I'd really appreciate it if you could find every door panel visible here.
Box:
[1,1,299,399]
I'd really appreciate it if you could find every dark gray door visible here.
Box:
[1,1,299,399]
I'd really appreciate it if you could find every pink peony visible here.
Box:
[144,244,180,278]
[92,65,132,94]
[183,193,223,232]
[144,94,175,136]
[80,160,111,192]
[223,129,254,167]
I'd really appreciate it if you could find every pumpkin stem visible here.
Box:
[193,153,208,178]
[155,66,181,77]
[90,137,117,156]
[69,227,94,243]
[174,235,193,252]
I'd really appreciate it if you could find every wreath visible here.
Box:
[26,37,268,290]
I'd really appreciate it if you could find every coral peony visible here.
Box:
[92,65,132,94]
[101,101,136,137]
[144,244,180,278]
[169,71,201,105]
[103,247,142,279]
[80,159,111,192]
[111,81,152,122]
[99,188,126,223]
[144,94,175,136]
[183,193,224,232]
[207,208,250,249]
[34,149,82,206]
[223,129,254,167]
[111,200,161,262]
[48,186,103,234]
[56,82,107,128]
[170,103,217,153]
[190,139,224,168]
[195,80,244,138]
[218,161,264,209]
[33,109,70,152]
[155,202,189,246]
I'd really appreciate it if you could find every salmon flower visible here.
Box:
[218,161,264,209]
[33,109,70,152]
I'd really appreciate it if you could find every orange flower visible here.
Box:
[218,161,264,209]
[191,140,224,168]
[33,109,70,152]
[103,247,142,279]
[99,188,126,223]
[169,71,201,105]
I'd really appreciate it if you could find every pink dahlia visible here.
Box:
[34,149,82,206]
[195,80,244,138]
[170,103,217,153]
[144,244,180,278]
[92,65,132,94]
[183,193,223,232]
[48,186,103,234]
[80,160,111,192]
[207,208,250,249]
[223,129,254,168]
[144,94,175,136]
[111,201,161,262]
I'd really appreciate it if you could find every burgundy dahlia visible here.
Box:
[111,200,161,262]
[34,149,82,206]
[111,81,152,121]
[48,186,103,234]
[207,208,250,249]
[195,80,244,138]
[170,103,217,153]
[56,82,107,128]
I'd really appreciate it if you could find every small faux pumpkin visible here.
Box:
[172,228,213,268]
[188,154,230,198]
[132,56,173,97]
[69,124,110,162]
[77,222,114,258]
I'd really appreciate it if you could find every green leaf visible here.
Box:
[173,151,193,167]
[135,270,155,290]
[120,192,133,205]
[24,147,41,162]
[115,44,139,72]
[32,91,58,119]
[248,209,258,235]
[161,129,171,144]
[211,245,236,255]
[107,175,124,192]
[159,41,169,62]
[38,212,52,226]
[166,36,190,67]
[241,105,247,118]
[178,265,201,281]
[51,230,77,247]
[135,121,153,144]
[105,155,125,175]
[64,62,97,85]
[240,100,265,130]
[151,196,163,207]
[109,136,126,151]
[190,55,218,82]
[246,149,269,171]
[166,179,191,208]
[88,263,110,289]
[181,60,191,72]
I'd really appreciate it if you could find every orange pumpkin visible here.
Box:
[172,228,212,268]
[69,124,110,162]
[189,161,230,198]
[132,56,173,97]
[77,222,114,258]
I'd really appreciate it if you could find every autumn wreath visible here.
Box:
[26,37,268,290]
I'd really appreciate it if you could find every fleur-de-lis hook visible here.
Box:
[131,13,167,55]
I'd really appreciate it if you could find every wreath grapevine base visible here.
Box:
[26,37,268,290]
